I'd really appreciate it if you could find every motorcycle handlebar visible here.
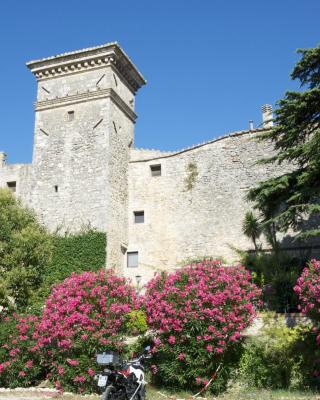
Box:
[126,352,152,365]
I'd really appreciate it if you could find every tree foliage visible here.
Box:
[248,45,320,240]
[242,211,262,251]
[0,189,52,312]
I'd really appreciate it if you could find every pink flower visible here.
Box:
[150,365,158,375]
[168,335,176,345]
[99,338,108,345]
[25,360,33,369]
[57,366,65,375]
[153,337,161,346]
[206,344,213,352]
[18,371,26,377]
[67,359,79,366]
[177,353,185,360]
[215,347,224,354]
[74,375,86,383]
[88,368,95,377]
[9,348,20,357]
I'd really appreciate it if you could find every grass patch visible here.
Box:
[146,385,320,399]
[0,387,319,400]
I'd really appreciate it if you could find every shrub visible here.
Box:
[239,314,319,389]
[240,251,306,312]
[125,310,148,335]
[35,269,138,393]
[0,314,44,388]
[294,258,320,371]
[143,260,261,392]
[294,259,320,326]
[30,230,106,308]
[0,189,53,312]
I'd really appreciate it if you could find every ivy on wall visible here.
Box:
[30,230,106,308]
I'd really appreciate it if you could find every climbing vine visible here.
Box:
[185,162,199,191]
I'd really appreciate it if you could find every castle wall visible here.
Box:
[105,101,135,271]
[31,96,111,233]
[0,163,33,206]
[126,130,287,283]
[130,149,175,161]
[4,44,313,284]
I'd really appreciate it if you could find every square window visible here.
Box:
[67,111,74,121]
[134,211,144,223]
[127,251,138,268]
[7,181,16,192]
[150,164,161,176]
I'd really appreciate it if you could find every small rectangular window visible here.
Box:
[134,211,144,223]
[54,185,58,193]
[7,181,16,192]
[150,164,161,176]
[127,251,138,268]
[67,111,74,121]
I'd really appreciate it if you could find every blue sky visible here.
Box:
[0,0,319,164]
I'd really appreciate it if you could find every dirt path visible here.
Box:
[0,390,98,400]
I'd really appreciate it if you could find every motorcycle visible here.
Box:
[96,347,151,400]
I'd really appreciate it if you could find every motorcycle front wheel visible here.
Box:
[101,386,117,400]
[137,385,146,400]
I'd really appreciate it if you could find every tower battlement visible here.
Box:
[26,42,146,93]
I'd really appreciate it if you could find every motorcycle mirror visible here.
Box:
[144,346,151,353]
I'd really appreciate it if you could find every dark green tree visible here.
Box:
[248,45,320,240]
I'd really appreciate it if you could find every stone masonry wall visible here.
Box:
[105,100,136,272]
[125,130,289,284]
[1,44,308,283]
[0,163,33,207]
[31,96,111,233]
[29,55,139,240]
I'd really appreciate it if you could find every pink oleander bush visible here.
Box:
[143,260,261,392]
[0,263,261,393]
[0,269,138,393]
[35,269,138,392]
[0,314,44,388]
[294,259,320,342]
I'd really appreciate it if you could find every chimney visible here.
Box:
[249,120,254,131]
[261,104,274,128]
[0,152,6,168]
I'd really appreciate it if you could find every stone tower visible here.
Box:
[27,43,145,270]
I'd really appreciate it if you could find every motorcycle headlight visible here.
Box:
[103,368,112,375]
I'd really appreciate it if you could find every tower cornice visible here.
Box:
[26,42,146,93]
[34,88,137,122]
